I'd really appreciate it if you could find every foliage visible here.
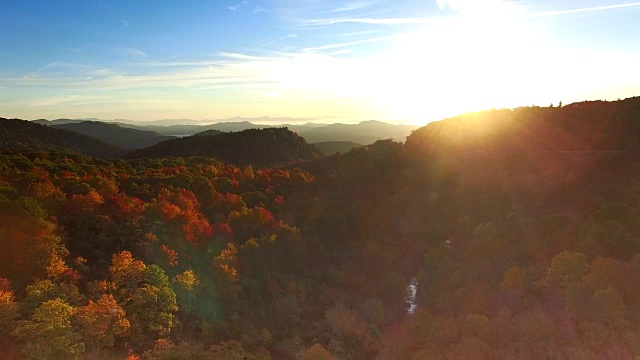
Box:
[2,98,640,359]
[12,298,85,360]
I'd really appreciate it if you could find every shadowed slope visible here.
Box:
[0,117,128,158]
[126,127,321,166]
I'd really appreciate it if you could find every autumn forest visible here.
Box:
[2,97,640,359]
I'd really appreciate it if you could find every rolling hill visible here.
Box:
[0,117,128,158]
[126,127,321,166]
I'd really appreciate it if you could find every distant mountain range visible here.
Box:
[2,116,414,164]
[34,118,418,144]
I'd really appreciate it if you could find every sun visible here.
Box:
[366,10,551,124]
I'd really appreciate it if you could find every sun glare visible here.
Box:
[369,6,551,123]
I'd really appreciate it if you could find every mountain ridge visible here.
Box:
[0,118,128,158]
[126,127,321,166]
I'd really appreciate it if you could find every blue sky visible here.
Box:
[1,0,639,124]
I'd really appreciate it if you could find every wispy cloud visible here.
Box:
[436,0,514,11]
[217,52,282,61]
[329,1,377,13]
[119,19,130,27]
[229,0,250,12]
[27,95,108,107]
[339,30,380,37]
[261,34,298,47]
[311,16,442,25]
[529,1,640,18]
[303,35,399,52]
[275,0,384,25]
[118,47,148,58]
[300,0,640,26]
[4,42,639,121]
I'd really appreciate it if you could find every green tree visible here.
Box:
[127,265,178,343]
[12,298,85,360]
[22,279,85,315]
[108,252,178,345]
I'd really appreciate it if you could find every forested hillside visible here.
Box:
[0,118,128,158]
[2,98,640,359]
[127,127,321,167]
[311,141,361,155]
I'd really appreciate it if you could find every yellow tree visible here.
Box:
[173,269,199,313]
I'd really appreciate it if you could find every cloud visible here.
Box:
[436,0,465,10]
[436,0,516,12]
[275,0,382,25]
[119,47,148,57]
[339,30,380,37]
[329,1,376,13]
[529,1,640,18]
[301,0,640,27]
[4,41,639,122]
[217,52,281,61]
[301,16,442,25]
[302,35,399,52]
[261,34,298,47]
[3,51,365,96]
[120,19,130,27]
[27,95,107,107]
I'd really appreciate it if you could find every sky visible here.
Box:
[1,0,639,125]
